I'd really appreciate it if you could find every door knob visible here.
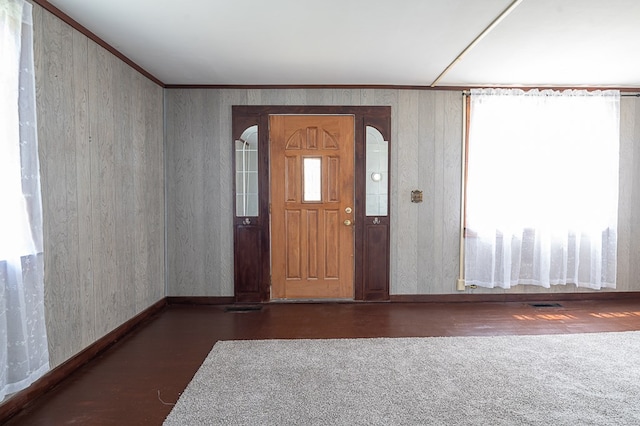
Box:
[343,219,352,226]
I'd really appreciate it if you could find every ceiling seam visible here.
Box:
[430,0,524,88]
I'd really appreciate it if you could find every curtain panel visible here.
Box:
[0,0,49,400]
[464,88,620,290]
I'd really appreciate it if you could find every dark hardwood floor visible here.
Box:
[5,299,640,425]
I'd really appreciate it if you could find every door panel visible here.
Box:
[270,115,354,299]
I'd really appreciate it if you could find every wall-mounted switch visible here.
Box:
[411,190,423,203]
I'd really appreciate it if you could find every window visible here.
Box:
[302,157,322,202]
[365,126,388,216]
[464,89,620,289]
[235,125,259,217]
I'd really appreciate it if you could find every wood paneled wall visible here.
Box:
[165,89,640,297]
[164,89,462,296]
[33,5,164,367]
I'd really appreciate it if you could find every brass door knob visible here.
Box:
[343,219,352,226]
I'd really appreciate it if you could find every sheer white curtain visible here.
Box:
[464,88,620,289]
[0,0,49,400]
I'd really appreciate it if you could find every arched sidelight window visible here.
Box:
[365,126,388,217]
[235,125,259,217]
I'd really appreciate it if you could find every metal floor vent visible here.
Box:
[224,305,263,313]
[529,302,563,308]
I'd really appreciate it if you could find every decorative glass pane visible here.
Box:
[235,125,259,217]
[366,126,388,216]
[303,157,322,202]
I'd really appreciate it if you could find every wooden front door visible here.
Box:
[269,115,355,299]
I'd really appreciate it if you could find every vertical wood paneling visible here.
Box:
[304,89,333,105]
[618,98,640,291]
[247,89,261,104]
[146,80,164,303]
[165,87,640,298]
[131,74,164,310]
[116,60,136,320]
[332,89,362,105]
[283,89,307,105]
[616,98,633,290]
[360,89,376,106]
[88,42,118,337]
[34,4,164,367]
[439,92,463,294]
[36,7,88,367]
[72,28,94,348]
[170,90,206,295]
[258,89,284,105]
[416,91,436,293]
[431,92,447,292]
[132,72,149,309]
[164,90,178,293]
[202,90,221,297]
[394,90,420,294]
[166,89,243,296]
[165,90,188,296]
[418,92,462,293]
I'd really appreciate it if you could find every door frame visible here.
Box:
[232,105,391,302]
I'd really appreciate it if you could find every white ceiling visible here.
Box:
[46,0,640,87]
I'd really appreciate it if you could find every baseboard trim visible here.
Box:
[169,293,640,305]
[0,298,167,424]
[390,291,640,303]
[167,296,236,305]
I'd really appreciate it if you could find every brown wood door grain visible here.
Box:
[270,115,355,299]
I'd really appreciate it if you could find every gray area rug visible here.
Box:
[164,332,640,425]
